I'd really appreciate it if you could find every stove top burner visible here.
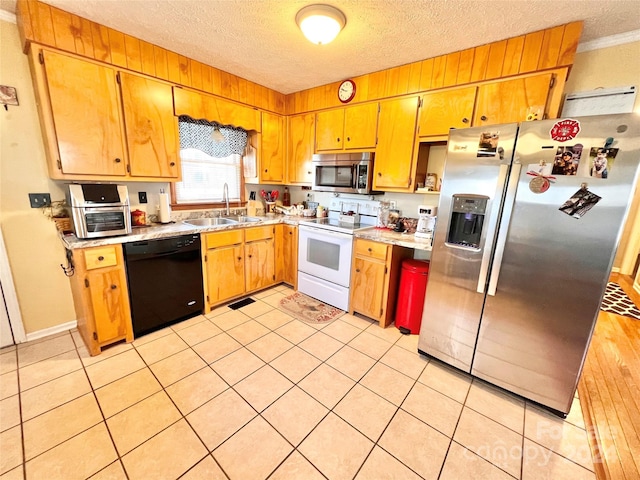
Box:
[299,217,369,234]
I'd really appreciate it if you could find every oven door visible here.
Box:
[298,225,353,287]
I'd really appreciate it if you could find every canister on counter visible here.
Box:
[131,209,146,226]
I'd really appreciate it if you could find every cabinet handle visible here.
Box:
[98,256,104,261]
[170,162,176,167]
[462,117,469,123]
[110,284,117,290]
[480,115,487,121]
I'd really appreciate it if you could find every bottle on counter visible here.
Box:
[283,187,291,206]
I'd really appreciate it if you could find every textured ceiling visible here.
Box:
[2,0,640,94]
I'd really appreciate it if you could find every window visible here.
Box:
[173,116,248,207]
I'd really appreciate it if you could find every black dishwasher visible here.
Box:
[123,234,204,337]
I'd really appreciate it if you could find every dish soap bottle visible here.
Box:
[283,187,291,206]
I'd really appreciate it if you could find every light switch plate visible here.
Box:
[29,193,51,208]
[138,192,148,204]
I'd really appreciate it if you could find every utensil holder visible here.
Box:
[266,202,276,213]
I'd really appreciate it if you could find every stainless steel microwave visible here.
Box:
[312,152,378,194]
[67,184,132,239]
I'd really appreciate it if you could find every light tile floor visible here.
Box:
[0,284,596,480]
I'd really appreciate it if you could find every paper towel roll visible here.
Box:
[158,193,171,223]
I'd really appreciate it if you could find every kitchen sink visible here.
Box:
[223,216,262,223]
[183,217,238,226]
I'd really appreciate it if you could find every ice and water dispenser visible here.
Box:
[446,195,488,249]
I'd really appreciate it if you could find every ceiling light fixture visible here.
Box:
[296,4,346,45]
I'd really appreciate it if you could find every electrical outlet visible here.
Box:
[29,193,51,208]
[389,200,397,209]
[138,192,148,204]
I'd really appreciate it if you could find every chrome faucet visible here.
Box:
[223,182,230,215]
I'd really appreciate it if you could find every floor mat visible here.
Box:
[279,292,343,323]
[600,282,640,320]
[228,297,256,310]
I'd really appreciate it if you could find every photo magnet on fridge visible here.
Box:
[559,188,601,219]
[552,145,583,176]
[588,147,618,179]
[477,132,499,157]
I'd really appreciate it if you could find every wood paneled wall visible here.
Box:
[15,0,286,114]
[286,22,583,115]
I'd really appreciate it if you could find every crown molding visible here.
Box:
[578,29,640,53]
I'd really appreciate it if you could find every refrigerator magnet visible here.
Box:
[550,119,581,142]
[477,132,499,157]
[588,147,618,179]
[559,188,601,219]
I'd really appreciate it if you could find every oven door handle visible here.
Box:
[352,165,358,189]
[300,226,352,239]
[82,206,127,213]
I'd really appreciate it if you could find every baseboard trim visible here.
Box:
[611,267,620,274]
[25,321,78,343]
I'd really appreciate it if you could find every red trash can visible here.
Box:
[395,259,430,334]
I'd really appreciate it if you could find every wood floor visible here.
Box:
[578,273,640,480]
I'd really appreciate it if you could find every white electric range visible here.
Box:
[298,198,379,311]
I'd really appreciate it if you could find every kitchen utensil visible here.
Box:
[271,190,279,201]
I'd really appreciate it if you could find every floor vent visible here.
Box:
[227,298,256,310]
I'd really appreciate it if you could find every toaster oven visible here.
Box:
[67,184,132,239]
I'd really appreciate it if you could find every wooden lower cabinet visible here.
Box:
[349,239,413,327]
[275,224,297,287]
[69,245,133,356]
[203,226,277,310]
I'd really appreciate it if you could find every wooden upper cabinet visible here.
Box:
[119,72,180,178]
[260,112,285,183]
[315,108,344,151]
[173,87,260,131]
[42,50,127,176]
[473,73,553,126]
[287,113,315,184]
[419,86,477,137]
[315,103,378,151]
[373,96,420,192]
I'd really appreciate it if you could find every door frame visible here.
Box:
[0,228,26,344]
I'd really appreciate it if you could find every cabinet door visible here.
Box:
[344,103,379,150]
[245,239,275,292]
[120,72,180,178]
[261,112,285,183]
[287,113,315,184]
[373,97,420,191]
[474,74,553,126]
[283,225,298,286]
[207,245,244,304]
[316,109,345,151]
[350,256,386,320]
[42,50,126,176]
[419,87,477,137]
[86,268,130,343]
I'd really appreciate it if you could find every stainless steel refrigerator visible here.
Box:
[418,113,640,415]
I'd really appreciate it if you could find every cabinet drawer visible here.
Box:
[354,239,388,261]
[245,225,274,242]
[84,246,118,270]
[205,230,243,249]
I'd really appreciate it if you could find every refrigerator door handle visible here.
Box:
[477,164,510,294]
[487,163,522,296]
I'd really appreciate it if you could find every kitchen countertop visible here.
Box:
[60,214,301,249]
[355,227,433,251]
[61,216,432,251]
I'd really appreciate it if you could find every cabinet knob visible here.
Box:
[248,254,252,258]
[110,284,117,290]
[462,117,469,123]
[238,256,242,261]
[356,268,360,273]
[336,137,340,142]
[378,172,382,177]
[307,171,312,175]
[170,162,176,167]
[289,231,292,235]
[347,137,351,142]
[115,158,121,163]
[264,169,268,173]
[367,248,372,252]
[480,115,487,121]
[98,256,104,261]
